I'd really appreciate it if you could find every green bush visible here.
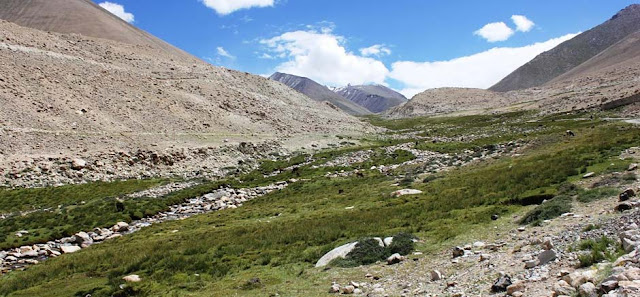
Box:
[519,195,572,226]
[330,233,415,268]
[576,236,624,268]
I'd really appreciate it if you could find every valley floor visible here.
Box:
[1,110,640,297]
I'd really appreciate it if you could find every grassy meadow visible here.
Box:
[1,111,639,296]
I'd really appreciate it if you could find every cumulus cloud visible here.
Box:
[512,15,535,32]
[389,33,578,98]
[360,44,392,57]
[474,22,514,42]
[217,47,235,59]
[260,28,389,86]
[201,0,274,15]
[98,2,134,23]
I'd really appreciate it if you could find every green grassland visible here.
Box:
[1,111,639,296]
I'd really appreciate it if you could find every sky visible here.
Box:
[94,0,638,97]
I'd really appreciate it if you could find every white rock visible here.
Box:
[315,242,358,267]
[122,275,141,282]
[60,245,81,254]
[71,158,87,170]
[391,189,423,197]
[578,282,597,297]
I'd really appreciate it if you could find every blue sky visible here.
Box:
[94,0,638,96]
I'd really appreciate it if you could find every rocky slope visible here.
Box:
[385,88,509,118]
[0,0,191,60]
[335,85,407,113]
[490,4,640,92]
[269,72,371,116]
[0,19,373,185]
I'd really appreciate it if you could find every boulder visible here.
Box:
[383,237,394,246]
[629,163,638,171]
[553,280,576,296]
[60,245,81,254]
[386,253,405,265]
[328,284,340,293]
[71,158,87,170]
[112,221,129,232]
[430,270,443,281]
[74,231,93,247]
[342,285,355,294]
[538,249,557,265]
[452,246,465,258]
[615,202,633,212]
[491,274,512,292]
[619,188,636,202]
[600,280,618,293]
[506,281,525,295]
[315,242,358,267]
[542,237,554,250]
[578,282,597,297]
[582,172,595,179]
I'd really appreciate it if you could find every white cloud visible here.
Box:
[200,0,274,15]
[389,33,579,98]
[474,22,514,42]
[98,2,134,23]
[512,15,535,32]
[217,47,235,59]
[360,44,392,57]
[260,28,389,86]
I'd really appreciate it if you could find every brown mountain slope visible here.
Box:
[0,0,191,59]
[0,20,372,163]
[490,4,640,92]
[550,31,640,84]
[385,88,509,118]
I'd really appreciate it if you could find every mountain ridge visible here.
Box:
[489,4,640,92]
[335,85,407,113]
[269,72,371,116]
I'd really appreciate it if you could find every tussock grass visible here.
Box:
[1,112,639,296]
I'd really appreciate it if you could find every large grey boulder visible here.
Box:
[315,242,358,267]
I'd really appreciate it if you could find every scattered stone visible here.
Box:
[452,246,465,258]
[112,221,130,232]
[71,158,87,170]
[122,275,141,282]
[542,237,554,250]
[619,188,636,201]
[60,245,81,254]
[391,189,423,197]
[430,270,443,281]
[538,249,557,265]
[329,283,340,293]
[386,253,405,265]
[615,202,633,212]
[506,281,525,295]
[629,163,638,171]
[553,280,576,296]
[578,282,597,297]
[342,285,355,294]
[491,274,512,292]
[583,172,595,178]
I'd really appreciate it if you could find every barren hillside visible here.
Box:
[490,4,640,92]
[385,88,510,118]
[0,20,372,169]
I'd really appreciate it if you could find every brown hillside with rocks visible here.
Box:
[0,0,192,60]
[0,19,373,186]
[490,4,640,92]
[385,88,510,118]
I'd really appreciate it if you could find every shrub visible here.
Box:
[576,236,624,268]
[331,233,415,268]
[519,195,572,226]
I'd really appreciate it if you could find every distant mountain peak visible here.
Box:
[335,84,407,113]
[269,73,371,115]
